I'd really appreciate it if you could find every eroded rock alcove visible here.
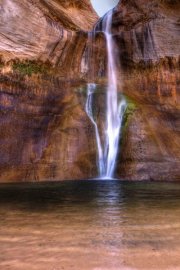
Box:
[0,0,179,181]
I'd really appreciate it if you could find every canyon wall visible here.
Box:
[0,0,97,73]
[117,0,180,181]
[0,0,179,181]
[91,0,180,180]
[0,0,98,182]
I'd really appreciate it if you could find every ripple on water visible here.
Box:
[0,180,180,269]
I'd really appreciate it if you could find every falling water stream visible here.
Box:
[86,10,127,179]
[86,83,104,176]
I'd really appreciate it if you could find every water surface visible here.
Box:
[0,180,180,270]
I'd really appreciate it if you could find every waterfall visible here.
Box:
[86,83,105,176]
[103,11,127,178]
[86,10,127,179]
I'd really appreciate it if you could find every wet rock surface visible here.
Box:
[0,0,98,182]
[92,0,180,181]
[0,0,179,181]
[0,75,97,181]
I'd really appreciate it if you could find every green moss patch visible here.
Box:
[12,61,49,76]
[121,96,137,137]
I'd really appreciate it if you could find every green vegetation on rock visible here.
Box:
[121,97,137,139]
[12,61,48,76]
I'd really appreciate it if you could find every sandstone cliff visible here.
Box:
[117,0,180,181]
[0,0,179,182]
[0,0,98,182]
[0,0,97,73]
[91,0,180,180]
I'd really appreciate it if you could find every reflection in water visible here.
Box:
[0,180,180,269]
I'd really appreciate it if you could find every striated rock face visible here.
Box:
[0,76,97,181]
[92,0,180,180]
[0,0,98,182]
[0,0,179,182]
[117,0,180,181]
[0,0,97,73]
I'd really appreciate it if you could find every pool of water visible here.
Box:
[0,180,180,270]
